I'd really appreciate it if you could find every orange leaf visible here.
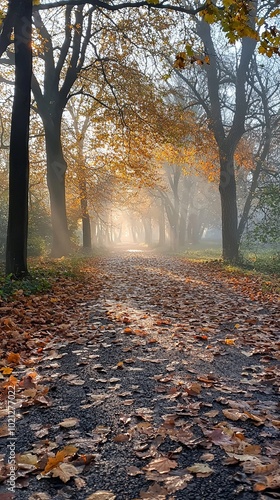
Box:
[3,375,18,388]
[44,446,78,474]
[7,352,21,364]
[224,339,235,345]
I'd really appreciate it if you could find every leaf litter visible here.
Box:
[0,253,279,499]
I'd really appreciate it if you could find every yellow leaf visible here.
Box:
[224,338,235,345]
[0,367,13,375]
[18,453,38,465]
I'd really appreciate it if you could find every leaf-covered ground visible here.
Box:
[0,251,279,500]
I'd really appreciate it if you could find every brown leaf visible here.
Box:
[144,456,177,474]
[59,418,79,428]
[86,492,116,500]
[185,382,201,396]
[164,472,193,492]
[140,483,168,499]
[29,494,52,500]
[113,433,130,443]
[205,428,235,446]
[222,409,247,421]
[127,466,144,476]
[187,463,214,476]
[51,463,79,483]
[0,425,9,437]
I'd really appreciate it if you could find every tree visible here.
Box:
[31,5,96,256]
[2,0,32,277]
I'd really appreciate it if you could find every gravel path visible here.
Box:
[1,252,279,500]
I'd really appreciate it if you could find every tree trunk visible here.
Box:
[6,0,32,277]
[158,199,165,247]
[44,124,71,257]
[143,218,152,246]
[79,179,91,249]
[219,153,239,262]
[178,176,191,247]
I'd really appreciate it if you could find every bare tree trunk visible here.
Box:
[45,125,71,257]
[219,152,239,262]
[158,199,166,247]
[6,0,32,277]
[79,179,91,249]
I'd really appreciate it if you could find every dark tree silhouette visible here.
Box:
[2,0,32,277]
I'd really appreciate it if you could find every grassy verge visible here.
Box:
[0,256,89,300]
[183,243,280,295]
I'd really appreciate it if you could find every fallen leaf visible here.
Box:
[164,472,193,492]
[0,425,9,437]
[29,493,51,500]
[7,352,21,364]
[140,483,168,499]
[144,456,177,474]
[18,453,38,466]
[113,434,130,443]
[86,492,116,500]
[51,463,79,482]
[127,466,144,476]
[44,446,78,473]
[187,463,214,476]
[222,409,247,421]
[59,418,79,428]
[0,367,13,375]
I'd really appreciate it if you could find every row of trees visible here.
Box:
[0,0,279,275]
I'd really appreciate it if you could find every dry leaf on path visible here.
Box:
[144,456,177,474]
[59,418,79,428]
[51,463,79,482]
[86,492,116,500]
[187,463,214,476]
[164,472,193,492]
[43,446,78,473]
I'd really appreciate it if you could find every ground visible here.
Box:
[0,250,279,500]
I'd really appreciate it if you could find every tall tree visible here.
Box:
[3,0,32,276]
[198,18,257,262]
[31,5,95,256]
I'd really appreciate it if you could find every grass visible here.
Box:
[182,242,280,295]
[183,240,222,261]
[183,241,280,273]
[0,256,89,300]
